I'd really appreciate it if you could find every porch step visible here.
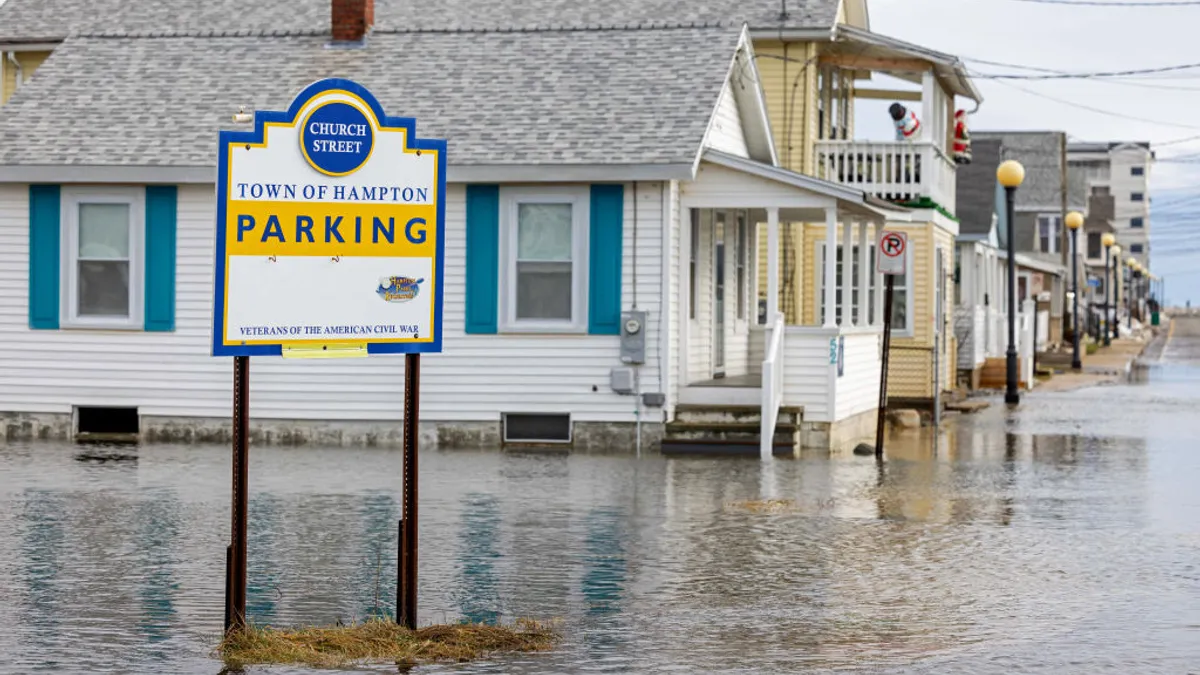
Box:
[663,421,797,444]
[662,404,802,457]
[979,357,1027,389]
[674,404,801,426]
[660,438,795,457]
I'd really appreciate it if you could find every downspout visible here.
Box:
[6,52,22,92]
[632,180,641,457]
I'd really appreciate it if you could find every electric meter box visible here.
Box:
[619,310,647,365]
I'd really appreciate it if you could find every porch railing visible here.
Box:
[814,140,957,214]
[760,313,785,460]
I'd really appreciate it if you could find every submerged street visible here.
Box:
[0,321,1198,673]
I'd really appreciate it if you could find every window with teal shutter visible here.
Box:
[144,186,177,331]
[588,184,623,335]
[29,184,176,332]
[465,185,499,334]
[471,183,624,336]
[28,185,61,330]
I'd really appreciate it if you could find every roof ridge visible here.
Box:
[65,20,736,40]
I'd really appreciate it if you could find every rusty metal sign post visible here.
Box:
[225,355,251,632]
[397,353,420,628]
[874,230,907,459]
[212,78,447,635]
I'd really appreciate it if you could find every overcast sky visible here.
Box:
[867,0,1199,303]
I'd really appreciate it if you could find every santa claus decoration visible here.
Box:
[953,109,972,165]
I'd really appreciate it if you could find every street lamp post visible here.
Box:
[1111,244,1121,341]
[1066,212,1084,370]
[1101,233,1115,347]
[998,160,1025,405]
[1127,257,1137,331]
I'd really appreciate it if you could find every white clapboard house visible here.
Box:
[0,0,900,452]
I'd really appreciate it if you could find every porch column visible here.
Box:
[841,219,854,326]
[857,221,870,326]
[874,222,885,326]
[823,207,838,328]
[767,208,780,321]
[921,70,938,144]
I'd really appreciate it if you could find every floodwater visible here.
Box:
[2,325,1200,673]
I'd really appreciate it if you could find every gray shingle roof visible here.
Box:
[955,138,1002,237]
[0,27,740,168]
[0,0,839,41]
[975,131,1066,211]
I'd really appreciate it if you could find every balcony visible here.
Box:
[814,140,957,215]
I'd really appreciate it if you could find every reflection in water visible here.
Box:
[136,493,180,654]
[581,507,626,616]
[456,493,501,625]
[247,493,282,625]
[352,492,397,621]
[19,490,65,666]
[580,507,628,667]
[0,350,1195,673]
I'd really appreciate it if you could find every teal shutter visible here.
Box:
[144,186,177,331]
[28,185,61,330]
[588,184,623,335]
[465,184,499,334]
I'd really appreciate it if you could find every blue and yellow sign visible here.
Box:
[211,78,447,357]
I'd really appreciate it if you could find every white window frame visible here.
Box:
[60,187,144,330]
[498,186,590,334]
[1037,214,1061,254]
[815,242,913,337]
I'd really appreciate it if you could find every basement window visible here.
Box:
[76,406,139,442]
[502,413,571,444]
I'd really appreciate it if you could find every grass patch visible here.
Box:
[219,618,558,668]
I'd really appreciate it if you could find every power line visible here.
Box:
[963,57,1200,92]
[1003,0,1200,5]
[971,62,1200,81]
[986,79,1200,131]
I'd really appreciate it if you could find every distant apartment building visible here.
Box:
[1067,142,1154,269]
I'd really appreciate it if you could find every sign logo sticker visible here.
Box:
[377,276,423,303]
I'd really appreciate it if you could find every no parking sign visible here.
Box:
[877,230,907,276]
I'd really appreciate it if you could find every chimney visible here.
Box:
[332,0,374,42]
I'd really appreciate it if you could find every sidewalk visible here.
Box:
[1033,333,1156,393]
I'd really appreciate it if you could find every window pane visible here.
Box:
[78,203,131,259]
[891,289,907,329]
[517,204,572,261]
[516,262,572,320]
[78,260,130,316]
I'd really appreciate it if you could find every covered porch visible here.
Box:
[810,26,982,215]
[676,151,897,453]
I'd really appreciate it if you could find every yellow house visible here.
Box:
[749,4,982,410]
[0,47,52,105]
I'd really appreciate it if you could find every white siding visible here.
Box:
[780,328,832,421]
[834,331,881,420]
[703,79,749,158]
[0,182,665,424]
[955,305,986,370]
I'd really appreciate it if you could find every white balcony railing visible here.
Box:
[814,140,957,215]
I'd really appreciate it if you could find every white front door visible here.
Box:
[712,211,726,377]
